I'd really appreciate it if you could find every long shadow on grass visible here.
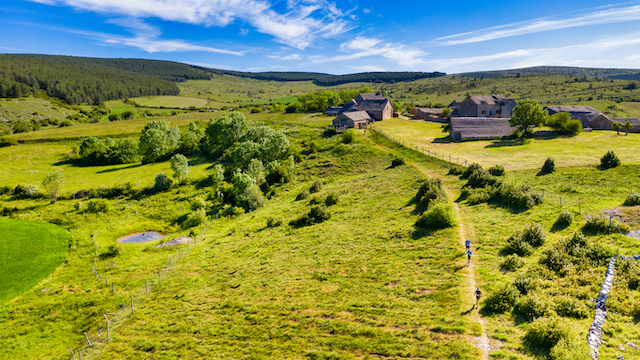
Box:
[484,138,529,148]
[96,163,145,173]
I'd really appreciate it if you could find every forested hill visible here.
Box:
[459,66,640,79]
[0,55,179,104]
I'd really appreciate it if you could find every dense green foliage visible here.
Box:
[286,86,374,112]
[0,218,69,303]
[600,150,620,169]
[0,55,179,104]
[72,137,141,165]
[546,112,582,134]
[510,99,548,136]
[541,157,556,174]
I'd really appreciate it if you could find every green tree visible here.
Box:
[170,154,190,180]
[139,120,181,163]
[612,122,622,135]
[42,170,64,202]
[623,120,633,135]
[545,112,582,135]
[510,99,548,136]
[442,108,452,117]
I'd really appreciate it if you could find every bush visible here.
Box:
[549,336,591,360]
[0,137,18,147]
[238,185,265,212]
[22,185,41,199]
[190,196,207,211]
[341,131,355,144]
[183,208,207,228]
[154,173,173,192]
[462,163,483,178]
[504,233,534,256]
[416,178,447,210]
[554,296,589,319]
[623,193,640,206]
[501,254,525,271]
[415,203,457,229]
[323,127,337,137]
[73,202,82,211]
[466,169,499,188]
[100,244,121,259]
[540,233,616,273]
[541,157,555,174]
[391,157,406,167]
[515,293,555,321]
[488,165,505,176]
[546,112,582,135]
[523,317,572,350]
[466,188,491,205]
[325,192,339,206]
[309,196,323,205]
[87,199,110,213]
[600,150,620,169]
[514,274,533,295]
[521,223,546,247]
[266,217,282,228]
[583,216,630,234]
[483,283,519,313]
[447,165,464,175]
[295,190,310,201]
[617,259,640,290]
[554,210,574,228]
[291,205,330,226]
[309,180,323,193]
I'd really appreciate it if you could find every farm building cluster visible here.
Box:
[327,92,394,129]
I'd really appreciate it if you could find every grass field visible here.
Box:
[0,97,78,124]
[373,118,640,170]
[0,218,69,303]
[131,95,208,108]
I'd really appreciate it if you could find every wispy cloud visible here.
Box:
[435,4,640,46]
[27,0,353,49]
[267,54,302,60]
[310,36,427,67]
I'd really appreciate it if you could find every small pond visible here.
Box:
[117,232,165,244]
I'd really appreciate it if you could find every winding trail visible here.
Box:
[372,140,492,359]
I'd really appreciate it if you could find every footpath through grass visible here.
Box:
[0,217,69,303]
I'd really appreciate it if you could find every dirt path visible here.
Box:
[372,141,492,359]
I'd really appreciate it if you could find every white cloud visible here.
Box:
[435,4,640,46]
[312,36,427,67]
[28,0,353,49]
[267,54,302,60]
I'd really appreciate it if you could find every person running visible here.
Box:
[474,288,482,308]
[465,238,471,250]
[467,249,472,265]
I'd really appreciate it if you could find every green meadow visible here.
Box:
[0,218,69,303]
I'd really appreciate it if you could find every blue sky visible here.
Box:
[3,0,640,74]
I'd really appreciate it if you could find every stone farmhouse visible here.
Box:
[338,92,393,121]
[456,94,516,118]
[588,114,640,133]
[332,111,371,129]
[450,117,516,141]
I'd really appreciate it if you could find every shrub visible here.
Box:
[504,233,534,256]
[549,336,591,360]
[100,244,121,259]
[295,190,310,201]
[501,254,525,271]
[183,208,207,228]
[488,165,505,176]
[546,112,582,135]
[0,137,18,147]
[309,180,323,193]
[190,196,207,211]
[87,199,110,213]
[415,202,457,229]
[323,127,337,137]
[540,233,616,273]
[462,163,483,178]
[416,178,447,210]
[309,196,323,205]
[391,157,406,167]
[154,173,173,192]
[447,165,464,175]
[617,259,640,290]
[291,205,330,226]
[623,193,640,206]
[483,283,519,313]
[521,223,546,247]
[515,293,555,321]
[583,216,630,234]
[325,192,339,206]
[73,202,82,211]
[266,217,282,228]
[22,185,41,199]
[523,317,572,350]
[170,154,190,180]
[341,131,355,144]
[554,210,574,229]
[554,296,589,319]
[514,274,533,295]
[600,150,620,169]
[466,169,499,188]
[541,157,555,174]
[466,188,491,205]
[238,185,265,212]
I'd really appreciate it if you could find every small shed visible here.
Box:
[333,111,372,129]
[415,108,444,120]
[450,117,516,141]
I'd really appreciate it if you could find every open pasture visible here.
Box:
[373,118,640,170]
[131,95,208,108]
[0,218,69,303]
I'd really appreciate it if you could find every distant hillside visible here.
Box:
[458,66,640,79]
[0,54,179,104]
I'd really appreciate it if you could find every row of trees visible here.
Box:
[285,87,401,113]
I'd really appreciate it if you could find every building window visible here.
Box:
[481,110,486,115]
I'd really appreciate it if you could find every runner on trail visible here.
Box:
[467,249,472,265]
[465,238,471,250]
[474,288,482,308]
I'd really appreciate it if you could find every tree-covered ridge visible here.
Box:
[11,54,213,82]
[459,66,640,79]
[311,71,446,86]
[0,55,179,104]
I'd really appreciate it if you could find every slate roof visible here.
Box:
[467,94,513,106]
[416,108,444,115]
[611,117,640,126]
[358,92,387,101]
[323,106,342,115]
[545,106,601,119]
[450,117,516,140]
[341,110,372,122]
[449,100,462,109]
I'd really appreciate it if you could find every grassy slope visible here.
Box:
[131,96,207,108]
[0,218,69,303]
[0,98,78,123]
[373,118,640,170]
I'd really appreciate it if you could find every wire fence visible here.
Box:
[65,208,213,360]
[369,125,470,167]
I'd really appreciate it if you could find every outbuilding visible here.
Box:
[332,111,372,129]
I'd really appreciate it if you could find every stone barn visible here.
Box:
[414,108,444,120]
[339,92,393,121]
[450,117,516,141]
[456,94,516,118]
[589,114,640,133]
[332,111,372,129]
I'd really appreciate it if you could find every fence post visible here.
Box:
[83,332,92,347]
[70,347,76,360]
[78,350,82,360]
[111,282,114,295]
[578,201,581,214]
[107,322,110,343]
[560,197,562,208]
[105,277,108,286]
